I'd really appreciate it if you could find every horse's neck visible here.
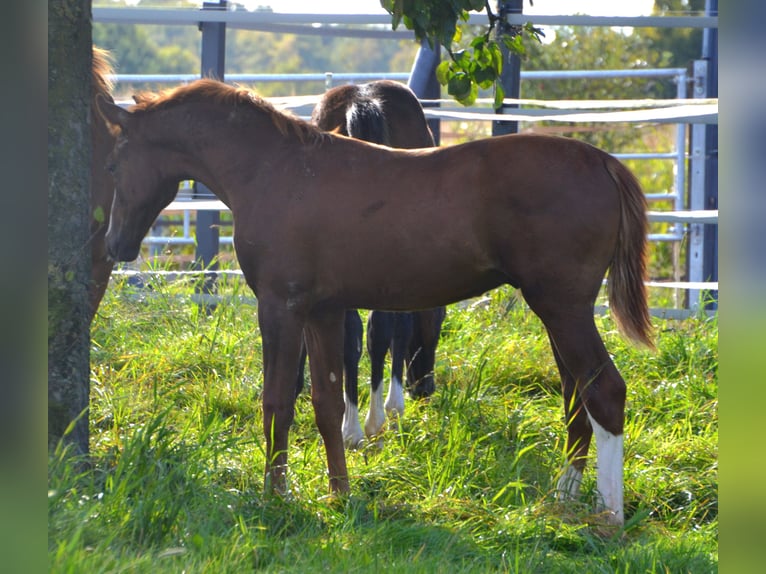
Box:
[163,107,283,208]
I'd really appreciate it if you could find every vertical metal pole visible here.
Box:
[195,1,226,294]
[407,40,441,145]
[492,0,523,137]
[687,0,718,310]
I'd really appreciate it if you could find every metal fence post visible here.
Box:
[492,0,523,137]
[687,0,718,310]
[195,1,226,295]
[407,40,441,146]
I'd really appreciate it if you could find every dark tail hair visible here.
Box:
[604,156,655,349]
[345,98,390,145]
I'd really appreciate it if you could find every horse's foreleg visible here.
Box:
[296,339,307,398]
[406,307,445,398]
[529,301,626,525]
[342,310,365,448]
[547,330,592,502]
[257,301,305,495]
[365,311,393,437]
[385,312,412,419]
[305,309,350,493]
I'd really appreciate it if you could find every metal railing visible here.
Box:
[121,67,693,248]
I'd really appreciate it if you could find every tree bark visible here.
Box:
[48,0,92,455]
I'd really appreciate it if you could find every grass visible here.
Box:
[49,275,718,572]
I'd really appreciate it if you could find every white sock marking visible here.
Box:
[384,375,405,418]
[556,464,583,501]
[365,382,386,437]
[587,413,624,524]
[342,393,364,449]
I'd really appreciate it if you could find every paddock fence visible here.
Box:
[97,6,718,317]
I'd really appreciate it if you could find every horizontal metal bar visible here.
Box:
[648,234,684,242]
[111,68,687,85]
[648,210,718,224]
[111,72,411,85]
[612,152,679,160]
[142,236,233,245]
[521,68,686,80]
[92,8,718,30]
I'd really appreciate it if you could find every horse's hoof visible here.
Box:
[408,378,435,399]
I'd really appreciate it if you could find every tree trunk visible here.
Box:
[48,0,92,455]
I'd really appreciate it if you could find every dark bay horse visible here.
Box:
[89,47,118,321]
[97,79,653,525]
[309,80,446,448]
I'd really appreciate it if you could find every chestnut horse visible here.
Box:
[89,47,118,322]
[309,80,446,448]
[97,79,652,525]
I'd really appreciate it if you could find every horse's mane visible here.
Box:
[131,79,324,144]
[92,46,114,99]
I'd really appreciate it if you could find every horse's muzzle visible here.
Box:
[106,234,141,262]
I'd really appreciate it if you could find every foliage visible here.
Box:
[380,0,544,106]
[49,276,717,571]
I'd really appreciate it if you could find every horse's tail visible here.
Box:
[604,156,655,349]
[345,98,390,146]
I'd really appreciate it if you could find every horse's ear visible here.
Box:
[95,93,131,132]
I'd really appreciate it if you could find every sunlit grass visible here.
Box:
[49,277,717,572]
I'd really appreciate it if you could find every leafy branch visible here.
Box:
[380,0,544,107]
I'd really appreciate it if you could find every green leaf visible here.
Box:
[503,34,526,57]
[470,35,485,49]
[435,60,453,85]
[456,81,479,106]
[489,41,504,74]
[447,72,472,101]
[493,82,505,110]
[452,25,462,44]
[452,49,470,68]
[93,205,105,224]
[474,66,496,89]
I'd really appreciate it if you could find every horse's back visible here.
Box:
[362,81,434,148]
[311,80,433,149]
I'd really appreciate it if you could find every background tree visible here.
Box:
[49,0,93,454]
[381,0,543,106]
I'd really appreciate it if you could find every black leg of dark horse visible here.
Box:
[365,310,394,437]
[406,307,446,398]
[341,310,364,447]
[295,339,307,398]
[388,311,414,415]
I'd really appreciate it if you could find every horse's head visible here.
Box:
[96,95,180,261]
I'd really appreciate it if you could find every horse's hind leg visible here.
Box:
[527,298,626,524]
[385,312,413,419]
[304,308,350,493]
[342,310,365,448]
[365,311,393,437]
